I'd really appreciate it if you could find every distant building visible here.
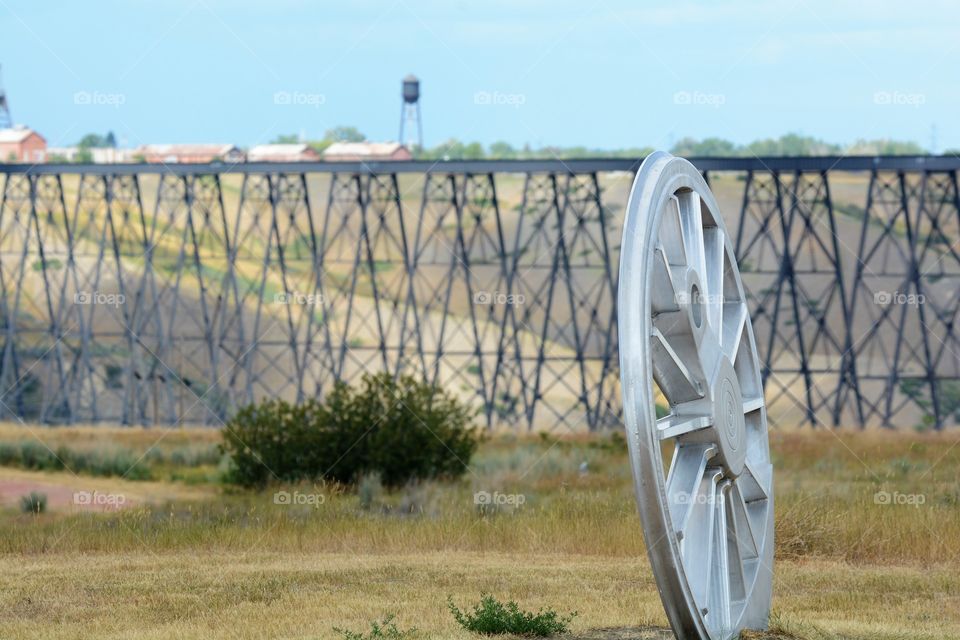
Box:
[322,142,412,162]
[91,147,137,163]
[46,146,81,162]
[46,146,137,163]
[247,143,320,163]
[0,126,46,163]
[136,143,244,164]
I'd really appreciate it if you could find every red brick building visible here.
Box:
[0,126,46,163]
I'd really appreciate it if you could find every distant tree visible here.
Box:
[418,138,460,160]
[77,132,118,149]
[845,138,926,155]
[745,133,840,156]
[670,137,738,157]
[560,145,589,158]
[462,142,485,159]
[308,139,333,154]
[489,141,515,159]
[77,133,106,148]
[325,126,365,143]
[75,148,93,163]
[271,133,300,144]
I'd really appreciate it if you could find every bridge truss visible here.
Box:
[0,156,957,430]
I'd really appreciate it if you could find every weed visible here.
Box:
[20,491,47,514]
[449,594,576,636]
[334,615,415,640]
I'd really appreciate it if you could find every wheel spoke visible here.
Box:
[665,443,716,533]
[651,246,680,314]
[676,463,722,607]
[710,484,732,634]
[657,413,713,440]
[739,459,772,503]
[728,480,760,561]
[722,484,749,630]
[660,196,687,266]
[743,396,764,413]
[651,328,703,403]
[678,191,706,278]
[703,226,725,332]
[722,301,747,359]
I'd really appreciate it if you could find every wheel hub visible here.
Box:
[709,357,745,477]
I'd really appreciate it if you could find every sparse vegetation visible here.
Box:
[334,615,416,640]
[0,440,153,479]
[18,491,46,514]
[449,594,576,636]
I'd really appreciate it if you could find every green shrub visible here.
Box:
[20,492,47,514]
[59,446,153,480]
[448,594,576,636]
[334,614,415,640]
[222,373,477,488]
[0,441,153,479]
[19,441,62,470]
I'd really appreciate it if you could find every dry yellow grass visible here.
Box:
[1,553,958,639]
[0,425,958,638]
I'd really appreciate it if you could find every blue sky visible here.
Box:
[1,0,957,150]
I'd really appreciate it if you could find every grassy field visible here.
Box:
[1,426,959,639]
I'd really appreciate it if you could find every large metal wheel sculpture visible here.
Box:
[618,153,773,640]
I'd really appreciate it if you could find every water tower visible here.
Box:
[398,74,422,150]
[0,65,12,129]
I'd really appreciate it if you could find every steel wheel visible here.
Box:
[618,152,773,640]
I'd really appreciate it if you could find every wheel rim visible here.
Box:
[618,152,774,640]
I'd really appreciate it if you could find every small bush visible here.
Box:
[20,491,47,514]
[222,373,477,488]
[448,594,576,636]
[334,615,415,640]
